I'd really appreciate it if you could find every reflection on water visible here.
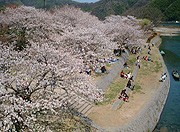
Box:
[154,36,180,132]
[160,22,180,27]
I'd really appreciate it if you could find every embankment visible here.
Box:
[114,40,170,131]
[92,36,170,132]
[153,27,180,36]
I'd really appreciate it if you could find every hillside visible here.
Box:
[83,0,180,22]
[0,0,77,8]
[0,0,179,22]
[81,0,139,20]
[123,0,180,22]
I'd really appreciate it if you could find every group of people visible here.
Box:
[85,65,107,75]
[113,47,126,56]
[117,41,168,104]
[82,54,122,76]
[118,47,141,102]
[130,46,141,55]
[107,57,119,64]
[119,70,134,102]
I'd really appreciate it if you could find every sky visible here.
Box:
[73,0,100,3]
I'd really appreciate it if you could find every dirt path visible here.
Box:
[95,50,129,92]
[112,55,141,110]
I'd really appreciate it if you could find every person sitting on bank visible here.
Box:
[86,68,91,75]
[95,67,101,73]
[120,70,127,79]
[123,62,127,68]
[120,70,125,77]
[143,56,153,62]
[129,76,134,81]
[137,55,140,60]
[123,62,130,69]
[127,71,131,79]
[143,56,148,61]
[148,56,153,62]
[126,79,132,88]
[119,89,129,102]
[101,65,107,73]
[160,73,167,82]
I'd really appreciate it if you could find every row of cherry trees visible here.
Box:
[0,6,145,131]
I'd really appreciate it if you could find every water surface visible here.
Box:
[155,35,180,132]
[160,22,180,27]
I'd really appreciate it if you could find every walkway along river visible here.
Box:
[87,35,170,132]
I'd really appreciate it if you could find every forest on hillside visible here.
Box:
[124,0,180,22]
[0,0,179,22]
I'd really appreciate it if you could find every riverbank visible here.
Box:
[153,27,180,36]
[87,36,170,132]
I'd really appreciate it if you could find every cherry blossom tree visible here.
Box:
[101,15,144,48]
[0,42,87,130]
[0,5,145,68]
[0,5,146,131]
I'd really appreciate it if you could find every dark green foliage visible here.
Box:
[0,2,5,7]
[114,4,127,15]
[0,0,77,9]
[88,0,139,20]
[14,27,27,51]
[150,0,175,12]
[0,6,6,12]
[91,7,108,20]
[149,0,180,21]
[0,25,28,51]
[124,5,165,22]
[0,0,179,22]
[0,0,22,6]
[124,0,179,22]
[163,0,180,21]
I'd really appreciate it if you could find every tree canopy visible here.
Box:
[0,5,145,131]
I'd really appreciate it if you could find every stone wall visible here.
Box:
[151,35,162,48]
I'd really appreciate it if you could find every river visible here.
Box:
[154,25,180,131]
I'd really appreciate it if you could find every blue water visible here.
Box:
[155,36,180,132]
